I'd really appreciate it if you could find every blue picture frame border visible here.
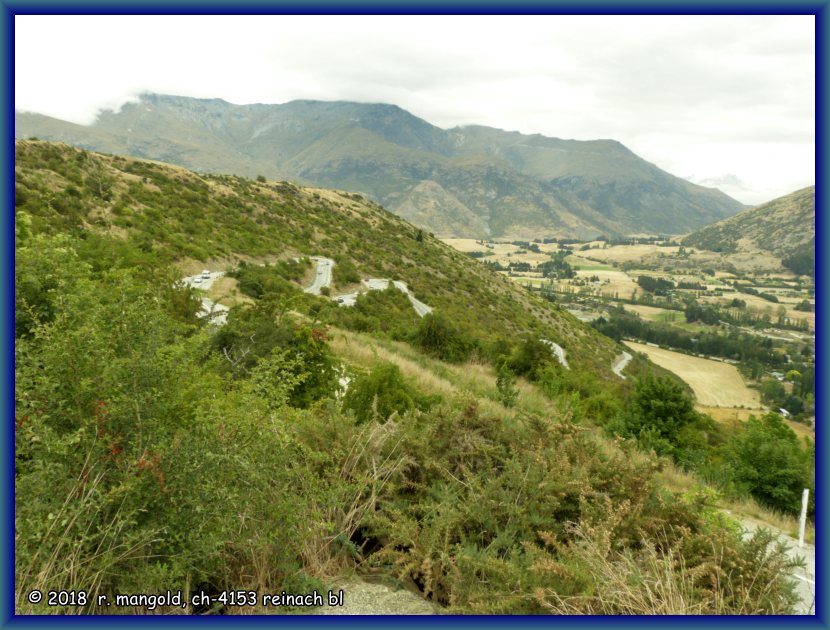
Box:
[2,3,825,628]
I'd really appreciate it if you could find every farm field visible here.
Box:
[624,341,763,409]
[576,243,680,262]
[622,304,679,321]
[573,269,640,296]
[441,238,559,267]
[699,293,814,330]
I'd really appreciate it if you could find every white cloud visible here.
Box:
[14,14,814,204]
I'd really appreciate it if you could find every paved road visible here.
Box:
[391,280,433,317]
[305,257,335,295]
[181,271,228,326]
[541,339,569,369]
[727,512,815,615]
[612,351,633,379]
[331,278,433,318]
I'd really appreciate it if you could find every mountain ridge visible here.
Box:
[15,93,745,238]
[682,185,815,274]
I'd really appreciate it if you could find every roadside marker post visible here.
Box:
[799,488,809,548]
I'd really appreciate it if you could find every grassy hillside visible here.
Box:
[683,186,815,274]
[14,140,619,376]
[14,141,807,615]
[15,94,745,238]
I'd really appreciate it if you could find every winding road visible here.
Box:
[331,277,433,318]
[612,351,633,379]
[182,271,229,326]
[541,339,569,369]
[304,257,335,295]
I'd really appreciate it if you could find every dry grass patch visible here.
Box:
[329,331,458,400]
[328,330,566,420]
[625,342,761,408]
[206,276,254,308]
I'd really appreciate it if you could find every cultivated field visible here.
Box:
[623,304,680,321]
[441,238,559,267]
[699,292,814,330]
[624,341,763,409]
[577,243,680,263]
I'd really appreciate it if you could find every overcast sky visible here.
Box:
[15,14,814,204]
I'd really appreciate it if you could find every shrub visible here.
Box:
[722,413,814,515]
[412,312,472,363]
[342,363,438,423]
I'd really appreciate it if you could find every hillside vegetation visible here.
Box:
[14,141,807,615]
[683,186,815,276]
[15,94,745,238]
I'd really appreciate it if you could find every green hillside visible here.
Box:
[14,140,617,374]
[14,141,806,615]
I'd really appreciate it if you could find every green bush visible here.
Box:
[342,363,438,423]
[412,312,473,363]
[721,413,814,515]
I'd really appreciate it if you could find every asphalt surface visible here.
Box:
[729,513,815,615]
[541,339,569,369]
[305,257,335,295]
[612,351,633,379]
[181,271,229,326]
[331,278,433,318]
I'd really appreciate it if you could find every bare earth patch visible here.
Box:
[624,341,762,408]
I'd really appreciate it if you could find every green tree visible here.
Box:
[413,312,471,362]
[614,374,712,464]
[724,414,814,515]
[508,337,555,380]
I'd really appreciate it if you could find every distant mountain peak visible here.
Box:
[15,93,744,238]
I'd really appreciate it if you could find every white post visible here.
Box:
[799,488,809,548]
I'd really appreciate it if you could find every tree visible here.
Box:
[615,374,712,464]
[724,414,814,515]
[413,312,470,362]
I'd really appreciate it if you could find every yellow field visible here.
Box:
[577,243,680,263]
[623,304,679,321]
[624,341,762,409]
[442,238,559,267]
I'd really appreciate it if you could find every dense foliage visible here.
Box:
[14,142,806,615]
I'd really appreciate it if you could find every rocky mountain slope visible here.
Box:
[682,185,815,273]
[16,94,745,238]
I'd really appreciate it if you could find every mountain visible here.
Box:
[15,94,745,238]
[682,186,815,274]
